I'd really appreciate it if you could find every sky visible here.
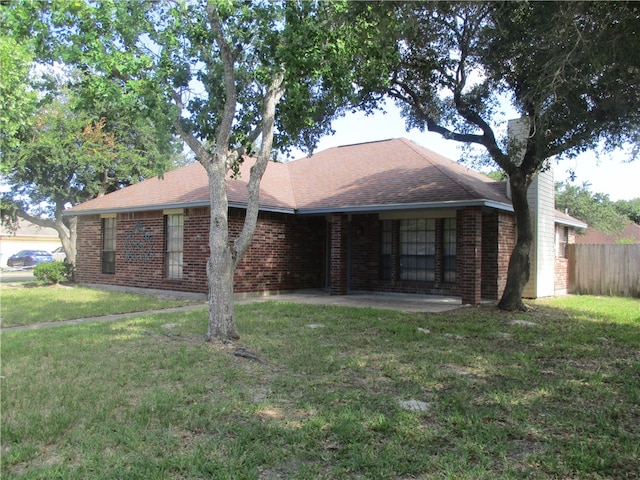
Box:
[288,102,639,202]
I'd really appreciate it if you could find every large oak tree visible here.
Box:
[0,93,177,265]
[1,13,180,266]
[370,1,640,310]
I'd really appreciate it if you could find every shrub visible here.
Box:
[33,262,73,284]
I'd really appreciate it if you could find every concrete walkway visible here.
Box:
[1,283,463,333]
[237,290,462,313]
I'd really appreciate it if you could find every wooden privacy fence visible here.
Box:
[569,244,640,297]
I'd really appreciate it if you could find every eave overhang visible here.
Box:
[64,198,515,218]
[63,201,297,217]
[296,199,515,215]
[554,215,587,229]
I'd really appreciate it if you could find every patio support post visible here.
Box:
[460,206,482,305]
[330,213,348,295]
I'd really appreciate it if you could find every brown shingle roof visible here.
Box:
[66,138,513,215]
[289,138,510,212]
[68,159,297,214]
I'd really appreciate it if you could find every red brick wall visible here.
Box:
[348,211,518,300]
[233,210,326,293]
[75,208,325,294]
[350,214,381,291]
[482,211,516,299]
[481,212,499,299]
[459,207,482,304]
[330,214,349,295]
[497,213,516,298]
[75,206,518,301]
[554,258,569,294]
[554,227,576,294]
[349,214,464,297]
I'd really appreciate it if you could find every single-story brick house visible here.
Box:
[65,138,585,304]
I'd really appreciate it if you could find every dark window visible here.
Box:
[400,219,435,281]
[101,217,116,274]
[443,218,456,283]
[381,220,392,280]
[165,213,184,279]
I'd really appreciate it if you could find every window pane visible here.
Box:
[380,220,392,280]
[443,217,456,282]
[399,218,435,282]
[101,218,116,274]
[165,214,184,279]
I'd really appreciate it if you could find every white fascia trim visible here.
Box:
[554,216,587,229]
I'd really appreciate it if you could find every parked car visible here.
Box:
[52,246,67,262]
[6,250,55,268]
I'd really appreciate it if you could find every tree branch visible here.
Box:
[169,89,212,170]
[389,81,509,168]
[233,70,285,265]
[207,2,236,159]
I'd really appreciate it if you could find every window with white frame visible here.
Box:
[165,213,184,279]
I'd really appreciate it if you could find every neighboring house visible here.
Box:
[0,219,62,268]
[575,220,640,245]
[65,138,584,304]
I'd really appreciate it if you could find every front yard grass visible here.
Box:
[0,283,201,328]
[1,294,639,479]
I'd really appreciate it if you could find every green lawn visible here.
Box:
[1,292,639,479]
[0,283,200,328]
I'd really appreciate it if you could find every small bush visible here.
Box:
[33,262,73,284]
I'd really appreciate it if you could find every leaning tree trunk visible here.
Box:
[498,171,534,311]
[57,215,77,265]
[17,205,77,265]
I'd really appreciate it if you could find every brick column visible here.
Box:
[459,207,482,305]
[330,214,348,295]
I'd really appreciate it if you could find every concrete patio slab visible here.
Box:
[236,289,462,313]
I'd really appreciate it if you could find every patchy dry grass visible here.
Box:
[1,295,639,479]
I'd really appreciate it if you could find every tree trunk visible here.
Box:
[205,163,240,342]
[18,207,77,265]
[498,171,533,311]
[58,216,77,265]
[206,244,239,342]
[202,72,284,343]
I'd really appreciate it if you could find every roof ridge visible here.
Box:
[398,138,492,199]
[280,161,299,210]
[336,138,396,149]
